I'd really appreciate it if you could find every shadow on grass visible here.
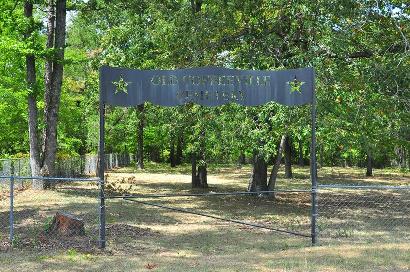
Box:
[103,194,312,238]
[151,227,310,255]
[2,240,410,272]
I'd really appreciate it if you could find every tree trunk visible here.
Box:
[248,153,268,192]
[149,149,161,162]
[267,135,286,192]
[24,1,41,187]
[196,163,208,188]
[170,140,176,167]
[192,127,208,188]
[407,147,410,170]
[41,0,66,181]
[395,146,406,169]
[284,135,293,179]
[192,156,208,188]
[191,154,199,188]
[319,143,324,168]
[175,134,183,165]
[190,0,202,14]
[238,152,246,166]
[366,149,373,177]
[298,140,304,166]
[136,104,144,169]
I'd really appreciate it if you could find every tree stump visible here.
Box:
[47,212,85,236]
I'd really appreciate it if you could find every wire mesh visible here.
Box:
[0,154,132,251]
[0,177,101,251]
[0,178,11,249]
[318,185,410,244]
[0,153,132,181]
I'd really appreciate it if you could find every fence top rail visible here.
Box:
[0,176,101,182]
[318,184,410,190]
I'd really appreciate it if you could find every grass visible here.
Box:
[0,164,410,271]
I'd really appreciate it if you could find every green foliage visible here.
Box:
[0,0,409,171]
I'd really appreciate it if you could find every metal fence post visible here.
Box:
[9,174,15,246]
[310,69,318,246]
[98,176,106,249]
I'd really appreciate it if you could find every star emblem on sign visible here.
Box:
[112,76,131,94]
[287,77,305,94]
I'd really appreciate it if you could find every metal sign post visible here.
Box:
[99,70,106,249]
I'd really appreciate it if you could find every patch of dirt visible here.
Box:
[106,223,158,240]
[35,232,97,252]
[0,233,97,252]
[0,231,99,253]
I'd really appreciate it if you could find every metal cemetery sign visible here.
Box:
[100,66,315,107]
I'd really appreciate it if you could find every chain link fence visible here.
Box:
[0,176,102,251]
[2,163,409,251]
[318,184,410,244]
[0,153,133,251]
[0,153,133,185]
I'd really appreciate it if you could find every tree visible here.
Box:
[2,0,408,184]
[0,1,28,156]
[24,0,67,189]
